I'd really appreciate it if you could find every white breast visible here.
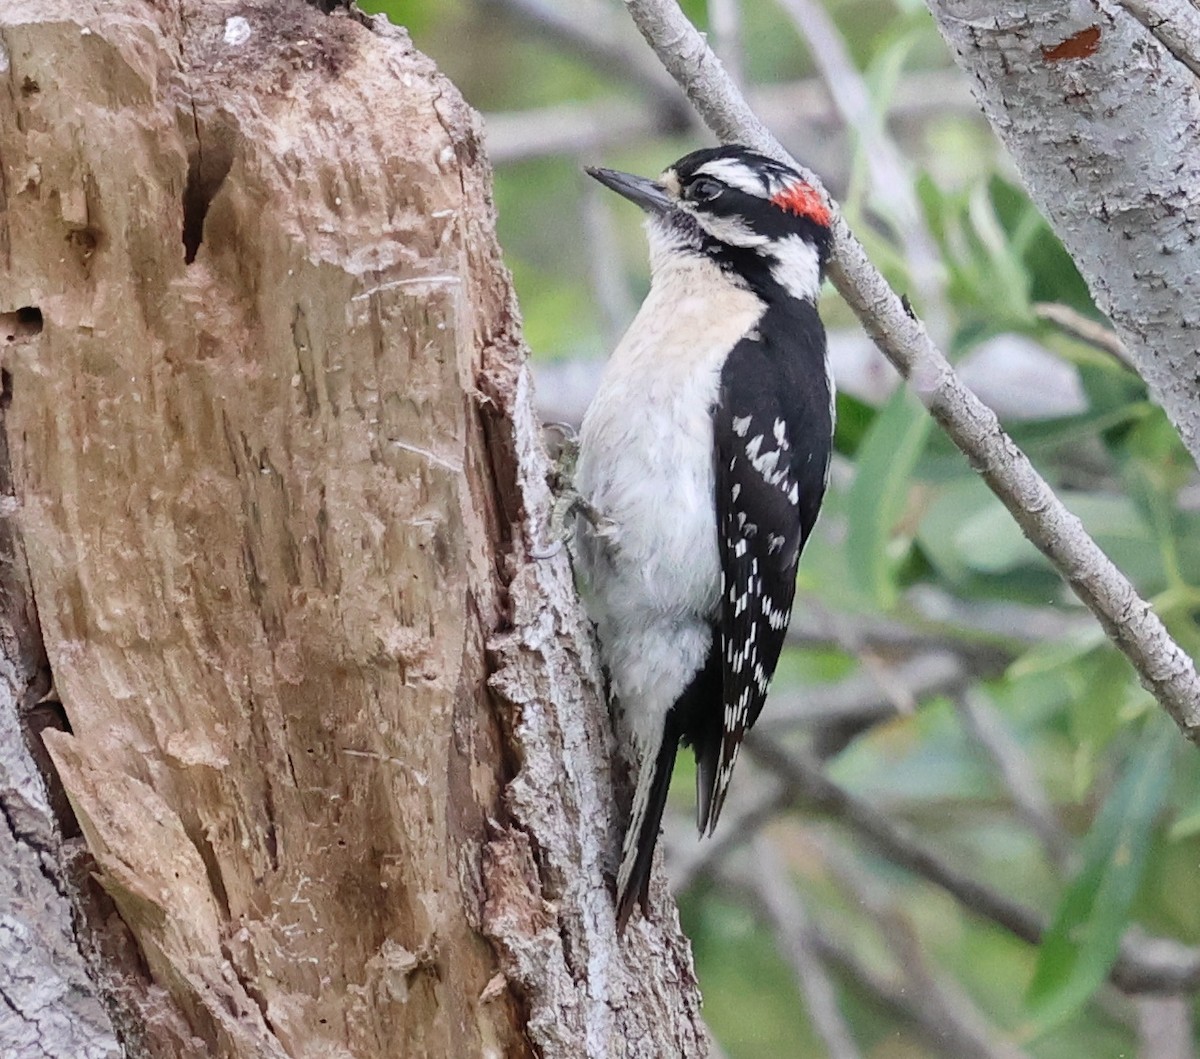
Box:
[575,248,764,724]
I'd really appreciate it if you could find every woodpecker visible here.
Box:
[573,145,835,930]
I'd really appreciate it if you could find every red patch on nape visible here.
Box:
[770,181,831,227]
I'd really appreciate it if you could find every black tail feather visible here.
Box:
[615,640,723,932]
[616,723,680,932]
[688,646,725,836]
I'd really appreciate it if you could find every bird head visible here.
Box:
[586,145,833,303]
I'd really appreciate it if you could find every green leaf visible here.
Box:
[1025,718,1177,1032]
[833,391,878,457]
[846,388,932,608]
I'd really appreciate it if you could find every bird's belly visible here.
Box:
[577,395,721,622]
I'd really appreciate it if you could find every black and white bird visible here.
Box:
[573,145,835,930]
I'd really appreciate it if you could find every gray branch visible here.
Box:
[1033,302,1134,370]
[483,70,976,164]
[1135,995,1195,1059]
[924,0,1200,468]
[617,0,1200,741]
[817,842,1033,1059]
[746,737,1200,994]
[772,0,950,341]
[480,0,692,124]
[739,839,863,1059]
[953,690,1074,872]
[722,854,1026,1059]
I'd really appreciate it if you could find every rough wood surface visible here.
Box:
[0,1,707,1056]
[0,392,120,1058]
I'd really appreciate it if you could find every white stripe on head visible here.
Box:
[768,233,822,303]
[693,158,769,197]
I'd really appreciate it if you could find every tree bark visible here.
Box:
[0,399,120,1058]
[924,0,1200,468]
[0,1,706,1055]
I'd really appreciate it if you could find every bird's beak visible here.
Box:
[585,166,673,216]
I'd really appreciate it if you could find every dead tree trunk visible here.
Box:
[0,1,707,1055]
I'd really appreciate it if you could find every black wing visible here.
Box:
[695,308,831,834]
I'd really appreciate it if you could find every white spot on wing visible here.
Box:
[733,415,752,437]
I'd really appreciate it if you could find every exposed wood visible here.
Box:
[0,1,707,1055]
[0,381,121,1059]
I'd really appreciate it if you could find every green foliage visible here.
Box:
[1026,718,1177,1032]
[846,388,932,607]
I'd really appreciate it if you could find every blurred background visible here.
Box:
[364,2,1200,1055]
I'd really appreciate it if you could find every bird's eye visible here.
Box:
[686,178,723,203]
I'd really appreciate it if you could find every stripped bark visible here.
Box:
[0,368,120,1059]
[0,1,705,1055]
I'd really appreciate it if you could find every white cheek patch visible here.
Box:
[695,211,768,247]
[769,233,822,303]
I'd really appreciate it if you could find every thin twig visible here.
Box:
[1135,995,1196,1059]
[789,589,1088,655]
[744,837,863,1059]
[481,0,691,124]
[482,70,976,163]
[817,841,1033,1059]
[668,778,789,892]
[772,0,949,341]
[1033,302,1135,370]
[760,650,968,733]
[745,736,1200,993]
[953,689,1074,872]
[804,917,972,1055]
[618,0,1200,740]
[720,858,1025,1059]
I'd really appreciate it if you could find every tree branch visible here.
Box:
[953,690,1074,872]
[482,70,976,164]
[479,0,692,125]
[923,0,1200,468]
[772,0,950,340]
[746,737,1200,994]
[1116,0,1200,78]
[741,839,863,1059]
[720,856,1027,1059]
[815,841,1033,1059]
[617,0,1200,741]
[1033,302,1134,371]
[1135,995,1196,1059]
